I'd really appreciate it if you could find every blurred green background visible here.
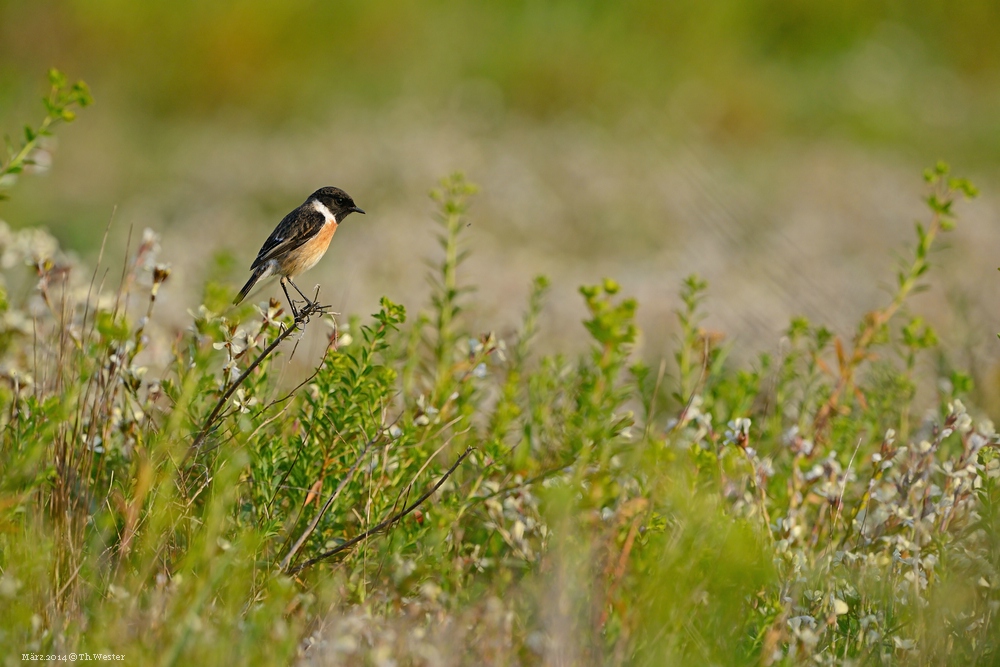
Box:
[5,0,1000,143]
[2,0,999,393]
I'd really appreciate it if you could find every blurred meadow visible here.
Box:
[3,1,1000,384]
[4,1,1000,665]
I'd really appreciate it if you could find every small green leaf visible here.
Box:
[96,311,130,342]
[73,81,94,106]
[950,370,973,395]
[48,68,67,88]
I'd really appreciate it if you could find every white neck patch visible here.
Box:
[312,199,336,222]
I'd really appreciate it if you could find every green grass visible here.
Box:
[2,75,1000,667]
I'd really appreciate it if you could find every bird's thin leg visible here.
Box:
[280,278,300,318]
[286,277,317,310]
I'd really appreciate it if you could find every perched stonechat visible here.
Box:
[234,186,364,315]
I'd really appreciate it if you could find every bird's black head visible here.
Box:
[310,186,365,221]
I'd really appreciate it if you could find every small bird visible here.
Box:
[234,186,365,315]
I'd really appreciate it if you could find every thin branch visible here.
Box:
[834,436,865,531]
[286,445,475,576]
[669,334,711,436]
[280,436,376,572]
[372,425,469,581]
[184,299,328,464]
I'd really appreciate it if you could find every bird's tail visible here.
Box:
[234,266,267,305]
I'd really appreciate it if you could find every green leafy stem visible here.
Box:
[1,69,92,197]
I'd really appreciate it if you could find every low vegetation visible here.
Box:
[1,73,998,666]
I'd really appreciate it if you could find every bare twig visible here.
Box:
[184,299,328,465]
[286,445,475,576]
[280,436,377,572]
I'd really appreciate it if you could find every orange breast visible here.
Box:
[280,221,337,277]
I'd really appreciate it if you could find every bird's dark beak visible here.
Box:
[351,206,366,215]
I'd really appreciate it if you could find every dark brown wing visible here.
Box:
[250,206,327,270]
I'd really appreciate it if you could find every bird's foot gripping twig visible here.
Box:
[289,298,330,323]
[283,286,334,342]
[280,279,331,323]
